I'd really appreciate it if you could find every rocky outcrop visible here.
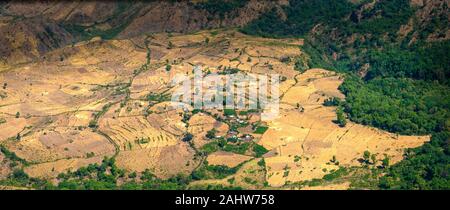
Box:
[0,17,74,67]
[119,1,279,37]
[0,0,283,68]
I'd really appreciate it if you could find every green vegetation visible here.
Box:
[205,128,217,139]
[182,133,193,142]
[86,152,95,158]
[242,0,449,84]
[347,0,414,35]
[62,2,134,41]
[147,92,171,103]
[257,158,265,168]
[240,0,449,189]
[189,184,242,190]
[165,64,172,72]
[252,144,269,158]
[191,162,238,180]
[194,0,247,18]
[323,97,341,107]
[56,157,123,190]
[64,20,127,41]
[362,151,371,165]
[218,67,240,75]
[53,158,193,190]
[339,76,449,135]
[243,0,450,134]
[287,166,381,190]
[379,132,450,190]
[0,145,28,165]
[88,103,112,129]
[253,126,268,134]
[334,106,347,127]
[241,0,354,38]
[140,173,191,190]
[223,142,250,155]
[88,120,98,129]
[381,156,390,169]
[0,157,192,190]
[200,138,252,155]
[167,41,174,49]
[201,140,222,154]
[322,167,349,181]
[294,54,309,73]
[0,0,447,190]
[363,42,450,83]
[223,109,236,116]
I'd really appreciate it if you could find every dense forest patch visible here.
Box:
[339,76,449,135]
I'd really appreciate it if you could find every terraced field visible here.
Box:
[0,29,429,189]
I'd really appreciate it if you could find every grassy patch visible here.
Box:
[223,142,251,155]
[191,162,238,180]
[254,126,268,134]
[201,139,252,155]
[223,109,236,116]
[252,144,269,157]
[0,145,28,165]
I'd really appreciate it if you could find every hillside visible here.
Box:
[242,0,450,189]
[0,0,448,190]
[0,0,283,68]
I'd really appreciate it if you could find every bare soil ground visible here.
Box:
[206,151,252,168]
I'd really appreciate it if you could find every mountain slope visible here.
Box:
[0,0,448,190]
[0,0,283,68]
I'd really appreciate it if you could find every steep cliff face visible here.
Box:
[309,0,449,45]
[0,17,74,67]
[409,0,450,42]
[0,1,119,67]
[118,0,279,37]
[1,0,447,69]
[1,1,119,23]
[0,0,283,68]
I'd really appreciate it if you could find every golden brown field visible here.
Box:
[0,29,429,189]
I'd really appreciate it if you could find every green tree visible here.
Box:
[11,169,29,181]
[335,107,347,127]
[205,128,217,139]
[331,155,337,163]
[363,151,371,164]
[371,154,377,165]
[381,156,390,168]
[182,133,193,142]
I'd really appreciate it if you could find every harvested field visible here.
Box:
[206,151,252,168]
[0,29,430,189]
[259,69,429,187]
[115,142,198,178]
[24,156,104,178]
